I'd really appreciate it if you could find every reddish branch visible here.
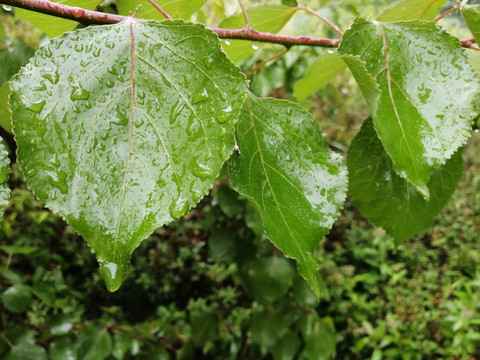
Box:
[0,0,475,50]
[0,0,339,47]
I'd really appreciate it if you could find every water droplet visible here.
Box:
[193,163,212,180]
[93,48,101,57]
[43,47,53,58]
[70,86,90,100]
[41,70,59,84]
[327,49,335,54]
[75,43,84,52]
[192,88,209,104]
[251,42,259,50]
[204,57,214,69]
[137,90,146,99]
[224,40,231,46]
[106,79,115,88]
[169,99,185,124]
[169,196,190,218]
[216,106,232,123]
[107,66,118,76]
[21,96,46,113]
[2,5,13,11]
[48,169,68,194]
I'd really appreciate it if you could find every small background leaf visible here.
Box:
[117,0,207,20]
[348,118,463,242]
[294,52,346,102]
[378,0,446,21]
[338,19,479,195]
[11,19,246,291]
[15,0,100,38]
[1,284,32,313]
[229,95,347,296]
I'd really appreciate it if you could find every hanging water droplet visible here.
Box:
[100,260,124,292]
[70,86,90,100]
[224,40,231,46]
[169,196,190,218]
[192,88,209,104]
[327,49,335,54]
[251,42,259,50]
[2,5,13,11]
[21,96,46,113]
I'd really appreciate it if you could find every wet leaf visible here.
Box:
[348,118,463,242]
[117,0,207,20]
[11,19,246,291]
[338,18,479,196]
[462,5,480,44]
[5,343,47,360]
[219,5,298,63]
[0,138,10,218]
[50,337,76,360]
[378,0,446,21]
[229,94,347,296]
[294,53,346,102]
[76,325,112,360]
[15,0,100,38]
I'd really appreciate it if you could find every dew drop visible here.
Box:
[106,79,115,88]
[137,90,146,99]
[93,48,101,57]
[251,42,259,50]
[48,169,68,194]
[41,70,60,85]
[192,163,212,180]
[204,57,214,69]
[224,40,231,46]
[43,47,53,58]
[107,66,118,76]
[192,88,209,104]
[70,86,90,100]
[327,49,335,54]
[169,196,190,218]
[21,96,46,113]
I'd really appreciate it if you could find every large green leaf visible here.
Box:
[378,0,446,21]
[15,0,100,38]
[0,138,10,219]
[348,118,463,242]
[229,94,347,297]
[11,19,246,291]
[462,5,480,45]
[219,5,298,63]
[117,0,207,20]
[294,53,346,102]
[338,18,479,197]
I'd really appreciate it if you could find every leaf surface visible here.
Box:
[0,138,10,218]
[462,5,480,44]
[348,118,463,242]
[294,53,346,102]
[219,5,298,63]
[11,19,246,291]
[378,0,446,21]
[229,94,347,297]
[117,0,207,20]
[338,18,479,196]
[15,0,100,38]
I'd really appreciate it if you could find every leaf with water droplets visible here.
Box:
[228,94,347,297]
[462,5,480,45]
[348,118,463,242]
[338,18,479,197]
[14,0,100,38]
[117,0,207,20]
[378,0,446,22]
[10,19,247,291]
[0,138,10,219]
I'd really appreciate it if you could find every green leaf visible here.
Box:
[347,117,463,242]
[241,257,294,302]
[282,0,298,6]
[219,5,298,63]
[251,310,290,348]
[117,0,207,20]
[190,311,219,343]
[15,1,100,38]
[11,19,247,291]
[50,337,76,360]
[0,138,10,218]
[0,41,35,86]
[50,313,75,335]
[338,18,479,196]
[229,94,347,297]
[272,331,301,360]
[294,53,346,102]
[1,285,33,313]
[462,5,480,45]
[302,317,336,360]
[5,343,47,360]
[208,228,238,262]
[111,331,131,360]
[378,0,446,21]
[76,325,112,360]
[0,82,14,133]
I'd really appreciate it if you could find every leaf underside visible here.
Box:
[338,18,479,196]
[11,19,247,291]
[348,118,463,242]
[377,0,446,22]
[0,138,10,219]
[228,94,347,297]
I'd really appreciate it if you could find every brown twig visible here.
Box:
[297,6,343,36]
[147,0,172,20]
[246,48,289,79]
[434,4,460,22]
[237,0,250,30]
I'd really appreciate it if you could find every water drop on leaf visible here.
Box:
[70,86,90,100]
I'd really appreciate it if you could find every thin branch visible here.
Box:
[434,4,460,22]
[461,38,477,49]
[297,6,343,36]
[0,0,341,47]
[246,48,289,79]
[147,0,172,20]
[237,0,250,30]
